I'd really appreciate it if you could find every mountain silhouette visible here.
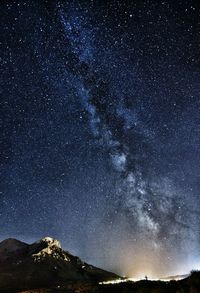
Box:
[0,236,119,292]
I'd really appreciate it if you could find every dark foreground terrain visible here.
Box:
[12,271,200,293]
[0,237,199,293]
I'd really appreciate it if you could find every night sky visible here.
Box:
[1,0,200,278]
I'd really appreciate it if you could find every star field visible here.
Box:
[1,0,200,277]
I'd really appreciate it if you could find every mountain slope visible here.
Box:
[0,237,119,292]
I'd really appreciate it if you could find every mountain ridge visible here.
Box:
[0,236,119,292]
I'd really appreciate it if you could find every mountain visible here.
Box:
[0,236,119,292]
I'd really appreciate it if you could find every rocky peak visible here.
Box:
[32,237,69,262]
[38,237,61,249]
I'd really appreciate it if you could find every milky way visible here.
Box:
[1,0,200,278]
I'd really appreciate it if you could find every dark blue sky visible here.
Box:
[1,0,200,278]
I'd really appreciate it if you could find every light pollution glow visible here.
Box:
[97,238,200,280]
